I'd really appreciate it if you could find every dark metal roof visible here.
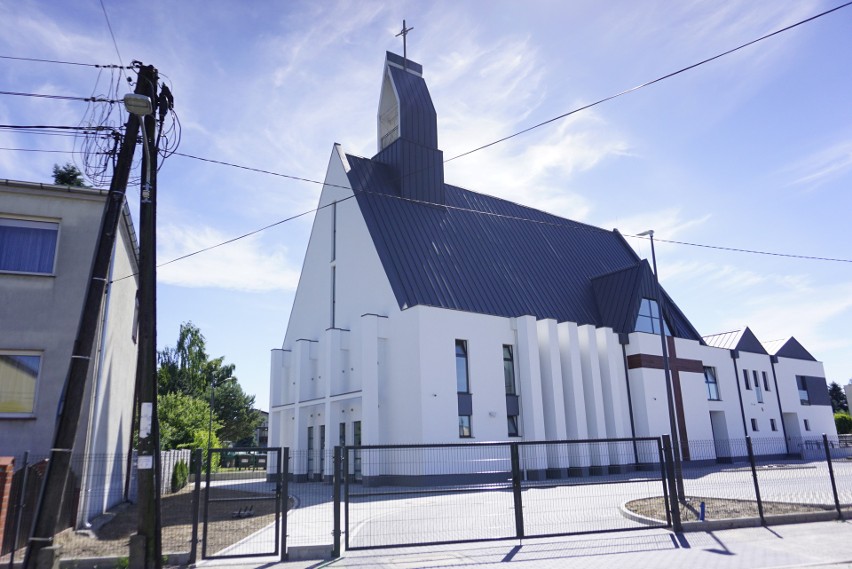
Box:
[345,153,702,339]
[591,261,702,340]
[387,61,437,149]
[766,337,817,361]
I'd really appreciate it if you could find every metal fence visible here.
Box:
[2,434,849,565]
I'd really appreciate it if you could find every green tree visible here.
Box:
[211,377,262,444]
[158,322,211,398]
[828,381,848,413]
[52,162,86,186]
[158,392,219,450]
[835,413,852,435]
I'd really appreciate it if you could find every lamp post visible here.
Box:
[637,229,684,500]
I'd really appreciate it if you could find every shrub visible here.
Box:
[835,412,852,435]
[171,459,189,492]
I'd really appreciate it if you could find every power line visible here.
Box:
[0,146,88,154]
[98,0,130,85]
[0,54,128,68]
[445,0,852,162]
[173,152,349,189]
[0,90,118,103]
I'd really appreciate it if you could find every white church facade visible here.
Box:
[269,52,836,481]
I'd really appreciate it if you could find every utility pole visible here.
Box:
[23,67,147,569]
[129,63,162,569]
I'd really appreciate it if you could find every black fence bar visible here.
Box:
[823,434,843,519]
[332,446,342,558]
[509,443,524,539]
[745,437,765,525]
[662,435,682,532]
[188,449,202,565]
[657,439,672,528]
[281,447,289,562]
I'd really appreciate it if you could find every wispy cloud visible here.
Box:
[787,139,852,191]
[157,224,300,292]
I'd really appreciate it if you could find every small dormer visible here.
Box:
[374,51,445,205]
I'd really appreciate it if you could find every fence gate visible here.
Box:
[201,447,284,560]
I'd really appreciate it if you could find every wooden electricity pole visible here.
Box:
[22,65,151,569]
[129,63,163,569]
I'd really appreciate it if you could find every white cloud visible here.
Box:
[787,139,852,191]
[157,224,301,292]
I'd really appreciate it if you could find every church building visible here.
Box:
[269,51,835,480]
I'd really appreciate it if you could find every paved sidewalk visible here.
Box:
[197,520,852,569]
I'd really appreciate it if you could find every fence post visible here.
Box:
[661,435,682,532]
[332,446,342,558]
[281,447,289,562]
[822,433,843,519]
[188,449,202,565]
[656,440,672,528]
[510,443,525,539]
[745,436,765,525]
[344,448,351,551]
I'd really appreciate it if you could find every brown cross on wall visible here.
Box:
[627,337,703,460]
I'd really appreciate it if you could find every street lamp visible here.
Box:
[637,229,684,499]
[123,94,153,201]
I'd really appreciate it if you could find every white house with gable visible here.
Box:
[269,51,836,483]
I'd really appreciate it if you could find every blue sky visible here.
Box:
[2,0,851,411]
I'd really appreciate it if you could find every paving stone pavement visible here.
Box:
[197,520,852,569]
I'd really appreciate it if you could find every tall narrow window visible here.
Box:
[330,266,336,328]
[455,340,469,393]
[704,366,720,401]
[751,418,759,432]
[797,376,810,405]
[503,345,516,395]
[804,419,811,431]
[753,370,763,403]
[319,424,326,477]
[770,418,777,432]
[507,415,519,437]
[634,298,671,335]
[0,353,41,415]
[353,420,362,479]
[459,415,472,438]
[339,422,346,446]
[306,426,314,476]
[331,201,337,261]
[0,218,58,274]
[743,369,751,390]
[762,371,770,392]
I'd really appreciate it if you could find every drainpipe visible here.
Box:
[619,334,639,464]
[731,350,749,439]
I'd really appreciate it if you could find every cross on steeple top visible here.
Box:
[395,19,414,69]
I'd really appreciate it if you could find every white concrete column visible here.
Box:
[514,316,547,477]
[360,314,381,446]
[537,319,570,473]
[578,324,609,468]
[557,321,590,471]
[596,328,632,466]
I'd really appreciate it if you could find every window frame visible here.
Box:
[762,371,770,392]
[0,351,42,417]
[0,216,60,276]
[503,345,516,395]
[743,369,751,390]
[750,418,759,432]
[455,339,470,393]
[458,415,472,438]
[796,376,811,406]
[634,298,671,336]
[804,419,811,432]
[704,366,720,401]
[770,418,777,432]
[753,370,763,403]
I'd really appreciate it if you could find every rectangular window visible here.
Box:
[804,419,811,431]
[743,369,751,390]
[704,366,720,401]
[339,422,346,446]
[306,426,314,476]
[503,345,516,395]
[634,298,671,335]
[330,267,336,328]
[770,418,777,432]
[0,218,58,274]
[797,376,810,405]
[459,415,472,438]
[507,415,519,437]
[353,420,362,479]
[754,370,763,403]
[319,424,326,477]
[331,201,337,261]
[762,371,770,392]
[751,418,758,432]
[455,340,469,393]
[0,353,40,415]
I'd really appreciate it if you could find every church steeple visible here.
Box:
[374,51,445,205]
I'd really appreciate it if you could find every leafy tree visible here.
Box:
[835,413,852,435]
[158,322,212,398]
[828,382,848,413]
[52,162,86,186]
[158,392,219,450]
[211,377,262,444]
